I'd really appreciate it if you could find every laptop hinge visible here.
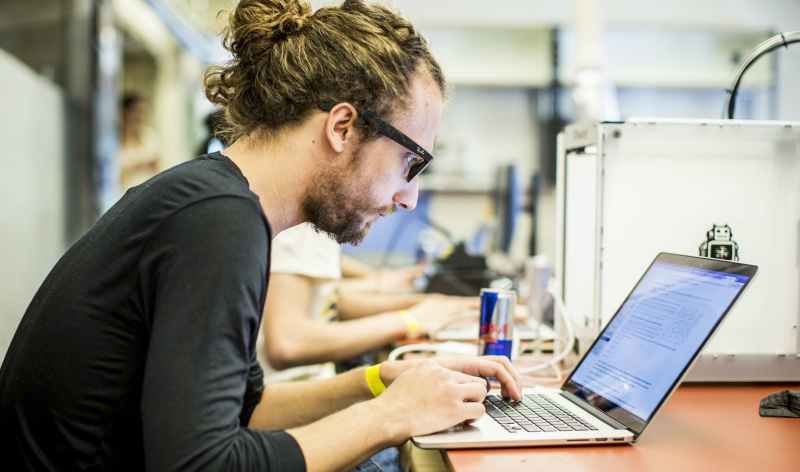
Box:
[559,391,636,435]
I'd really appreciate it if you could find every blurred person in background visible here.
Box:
[259,222,479,383]
[118,93,162,191]
[196,108,228,156]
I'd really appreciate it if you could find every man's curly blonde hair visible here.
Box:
[204,0,446,144]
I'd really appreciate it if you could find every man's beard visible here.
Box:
[300,145,395,245]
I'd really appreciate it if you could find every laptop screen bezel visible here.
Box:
[560,252,758,436]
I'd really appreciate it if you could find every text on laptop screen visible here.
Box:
[564,260,751,431]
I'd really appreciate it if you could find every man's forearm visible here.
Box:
[286,397,405,472]
[248,366,373,431]
[249,356,522,471]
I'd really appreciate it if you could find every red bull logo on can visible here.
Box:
[478,288,516,358]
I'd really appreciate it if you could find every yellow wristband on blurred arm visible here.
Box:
[396,309,419,334]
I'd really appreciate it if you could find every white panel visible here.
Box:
[0,49,67,362]
[562,150,598,335]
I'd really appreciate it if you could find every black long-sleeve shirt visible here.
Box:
[0,153,306,471]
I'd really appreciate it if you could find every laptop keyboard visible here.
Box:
[484,394,600,433]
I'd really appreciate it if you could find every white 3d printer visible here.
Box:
[554,117,800,381]
[553,32,800,381]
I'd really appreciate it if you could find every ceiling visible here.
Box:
[156,0,800,78]
[168,0,800,37]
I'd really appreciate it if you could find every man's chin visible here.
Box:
[339,222,372,246]
[315,222,372,246]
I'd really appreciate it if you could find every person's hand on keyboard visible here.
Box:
[373,356,522,437]
[430,355,522,401]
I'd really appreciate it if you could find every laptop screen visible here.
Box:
[562,253,757,434]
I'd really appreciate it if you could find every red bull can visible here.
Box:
[478,288,516,358]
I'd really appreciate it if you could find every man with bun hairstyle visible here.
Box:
[0,1,522,471]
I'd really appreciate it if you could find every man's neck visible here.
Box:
[221,132,320,238]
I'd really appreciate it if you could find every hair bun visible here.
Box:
[276,3,311,36]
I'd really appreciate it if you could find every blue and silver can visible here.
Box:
[478,288,516,358]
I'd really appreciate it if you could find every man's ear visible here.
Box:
[324,103,358,154]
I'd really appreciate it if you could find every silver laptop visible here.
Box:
[413,252,758,449]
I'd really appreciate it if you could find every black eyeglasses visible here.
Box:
[318,102,434,182]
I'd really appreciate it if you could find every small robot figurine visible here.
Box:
[699,224,739,261]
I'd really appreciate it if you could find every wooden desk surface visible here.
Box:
[443,383,800,472]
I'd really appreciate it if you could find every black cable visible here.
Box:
[722,31,800,119]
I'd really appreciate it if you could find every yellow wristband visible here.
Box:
[366,364,387,397]
[396,309,419,334]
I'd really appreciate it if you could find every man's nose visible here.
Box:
[393,178,419,210]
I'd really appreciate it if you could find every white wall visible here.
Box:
[0,49,67,362]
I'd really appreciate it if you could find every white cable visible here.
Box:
[515,281,577,380]
[546,284,576,365]
[427,310,479,340]
[388,343,435,361]
[387,341,478,361]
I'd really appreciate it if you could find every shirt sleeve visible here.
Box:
[270,223,341,279]
[137,196,306,471]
